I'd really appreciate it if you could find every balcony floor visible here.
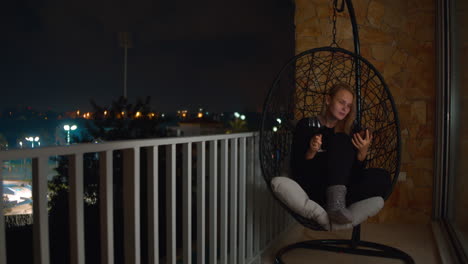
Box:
[263,222,441,263]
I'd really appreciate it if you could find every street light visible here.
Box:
[25,136,40,148]
[64,124,77,144]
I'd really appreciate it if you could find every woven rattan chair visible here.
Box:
[259,1,415,263]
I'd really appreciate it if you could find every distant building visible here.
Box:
[166,118,225,137]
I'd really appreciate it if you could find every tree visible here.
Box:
[87,96,162,141]
[0,133,8,150]
[227,118,249,133]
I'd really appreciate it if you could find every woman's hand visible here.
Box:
[305,135,322,160]
[352,129,373,161]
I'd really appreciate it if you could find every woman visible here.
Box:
[291,83,391,224]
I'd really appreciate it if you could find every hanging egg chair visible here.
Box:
[259,0,414,262]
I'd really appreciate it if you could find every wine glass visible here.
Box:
[308,117,326,152]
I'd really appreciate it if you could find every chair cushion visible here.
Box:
[270,176,384,231]
[271,176,330,229]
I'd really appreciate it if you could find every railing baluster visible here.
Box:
[147,146,159,264]
[32,156,50,264]
[183,143,192,264]
[220,139,228,264]
[246,137,254,261]
[166,144,177,264]
[100,150,114,264]
[276,196,280,235]
[209,140,218,264]
[0,132,298,264]
[278,198,283,235]
[259,177,265,249]
[274,197,279,237]
[281,203,286,231]
[229,138,238,264]
[123,148,141,264]
[69,154,85,264]
[280,204,283,231]
[258,136,266,250]
[268,188,273,243]
[253,137,261,254]
[197,141,206,264]
[264,182,269,248]
[239,137,246,264]
[0,162,6,264]
[274,191,278,237]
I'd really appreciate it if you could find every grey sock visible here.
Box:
[326,185,354,224]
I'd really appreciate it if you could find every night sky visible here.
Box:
[1,0,295,113]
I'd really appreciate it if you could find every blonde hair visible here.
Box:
[321,83,356,134]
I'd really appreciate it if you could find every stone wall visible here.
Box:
[295,0,435,223]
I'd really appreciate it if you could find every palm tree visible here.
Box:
[87,96,161,141]
[0,133,8,150]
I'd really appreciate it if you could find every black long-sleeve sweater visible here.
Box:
[290,117,365,204]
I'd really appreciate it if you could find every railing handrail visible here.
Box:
[0,132,258,160]
[1,131,293,264]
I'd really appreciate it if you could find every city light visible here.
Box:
[104,110,108,116]
[25,136,40,148]
[135,111,141,118]
[178,110,188,119]
[82,112,91,119]
[198,112,203,118]
[276,118,282,124]
[234,112,240,118]
[272,126,278,132]
[240,115,246,120]
[64,124,77,144]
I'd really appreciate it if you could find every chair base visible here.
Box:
[275,239,415,264]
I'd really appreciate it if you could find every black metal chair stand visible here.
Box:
[274,225,415,263]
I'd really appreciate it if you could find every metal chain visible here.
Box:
[331,0,338,47]
[331,0,345,47]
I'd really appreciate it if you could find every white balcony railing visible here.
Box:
[0,132,294,264]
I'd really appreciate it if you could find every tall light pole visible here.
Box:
[119,32,133,99]
[64,125,77,145]
[18,141,25,177]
